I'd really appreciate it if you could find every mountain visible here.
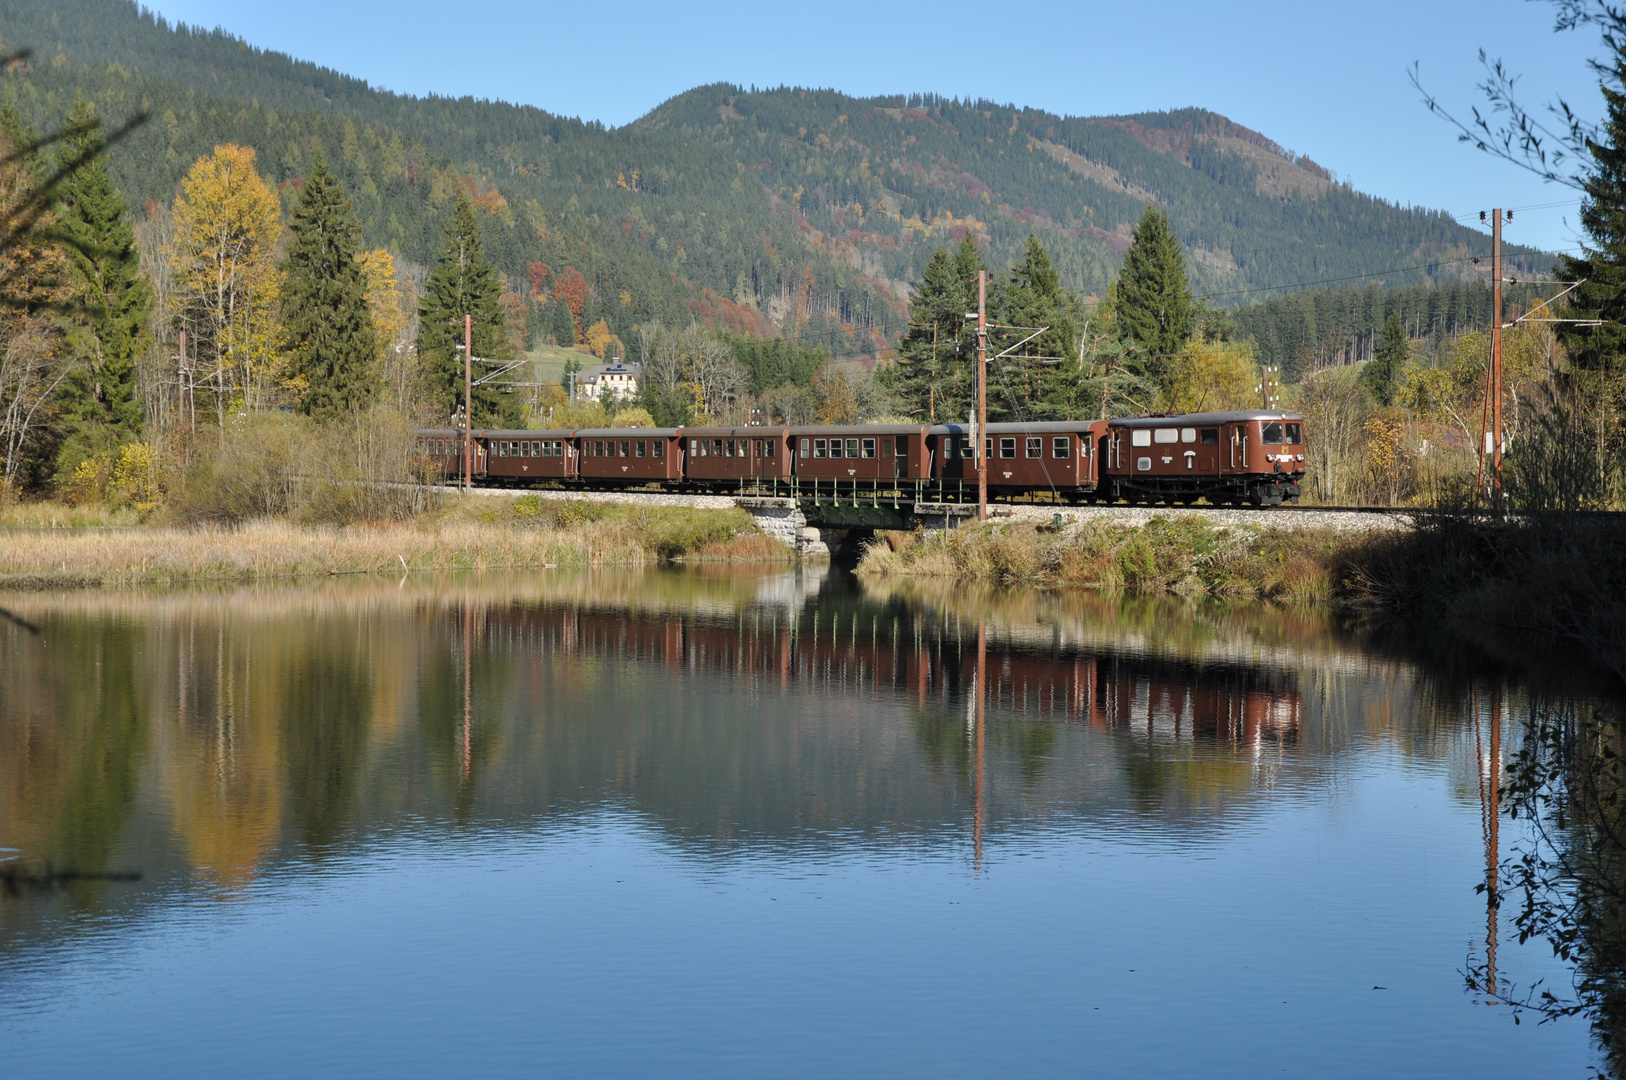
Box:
[0,0,1546,360]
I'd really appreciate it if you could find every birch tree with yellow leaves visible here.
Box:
[166,145,284,423]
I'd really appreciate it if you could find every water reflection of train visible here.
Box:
[483,600,1301,750]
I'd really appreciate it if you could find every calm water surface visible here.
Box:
[0,566,1603,1077]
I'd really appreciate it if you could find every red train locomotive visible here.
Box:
[418,409,1305,506]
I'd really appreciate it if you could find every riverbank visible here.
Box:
[858,512,1626,680]
[858,516,1349,605]
[0,499,787,590]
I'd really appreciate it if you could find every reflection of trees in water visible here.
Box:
[1481,696,1626,1076]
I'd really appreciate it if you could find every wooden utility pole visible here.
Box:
[1490,210,1505,509]
[977,269,988,522]
[463,313,473,492]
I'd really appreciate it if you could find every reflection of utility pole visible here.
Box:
[1476,210,1508,509]
[462,602,473,780]
[1475,684,1502,1001]
[973,622,986,870]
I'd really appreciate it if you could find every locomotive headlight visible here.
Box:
[1296,453,1304,462]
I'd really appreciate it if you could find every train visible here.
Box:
[416,409,1306,506]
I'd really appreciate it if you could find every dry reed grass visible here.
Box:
[857,517,1350,605]
[0,501,791,590]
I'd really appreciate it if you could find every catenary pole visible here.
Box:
[1491,210,1504,509]
[464,313,473,492]
[977,269,987,522]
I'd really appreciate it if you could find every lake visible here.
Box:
[0,566,1604,1077]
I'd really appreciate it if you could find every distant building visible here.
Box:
[572,360,640,403]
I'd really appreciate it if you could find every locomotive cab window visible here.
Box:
[1053,437,1069,459]
[1026,437,1042,459]
[1262,422,1284,444]
[1286,423,1302,444]
[1200,429,1219,446]
[1131,429,1152,447]
[1154,428,1179,444]
[999,437,1016,459]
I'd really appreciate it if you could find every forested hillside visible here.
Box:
[0,0,1549,362]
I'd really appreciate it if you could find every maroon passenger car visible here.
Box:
[575,428,684,486]
[791,425,929,483]
[682,427,795,487]
[483,429,577,483]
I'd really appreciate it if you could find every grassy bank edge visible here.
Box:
[0,503,793,591]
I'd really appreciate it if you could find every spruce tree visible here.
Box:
[883,238,983,422]
[550,299,577,347]
[282,151,378,420]
[1115,206,1194,391]
[52,98,151,458]
[1363,313,1408,406]
[419,190,518,426]
[993,234,1080,421]
[1557,47,1626,397]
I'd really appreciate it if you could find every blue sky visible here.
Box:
[149,0,1603,253]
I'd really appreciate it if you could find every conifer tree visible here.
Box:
[282,151,377,420]
[52,98,151,457]
[1557,47,1626,395]
[1115,206,1194,390]
[419,190,517,426]
[1362,313,1408,406]
[992,234,1080,421]
[882,236,984,422]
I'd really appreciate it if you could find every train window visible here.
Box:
[1200,429,1219,446]
[765,440,775,458]
[828,439,842,459]
[1286,423,1302,444]
[497,441,507,457]
[941,435,954,456]
[897,439,908,462]
[1131,429,1152,447]
[800,439,810,458]
[861,438,876,459]
[1026,437,1041,459]
[1153,428,1178,444]
[1181,428,1196,443]
[1262,422,1284,445]
[636,441,646,458]
[813,438,827,458]
[1080,439,1090,458]
[985,438,993,460]
[881,438,893,458]
[713,439,724,457]
[1000,437,1016,459]
[963,441,976,459]
[846,438,860,458]
[653,441,664,459]
[1053,437,1069,459]
[1137,456,1152,471]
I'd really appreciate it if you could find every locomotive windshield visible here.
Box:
[1286,423,1302,445]
[1262,422,1284,444]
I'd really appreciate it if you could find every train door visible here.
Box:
[894,435,909,479]
[1197,426,1220,472]
[1227,425,1249,471]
